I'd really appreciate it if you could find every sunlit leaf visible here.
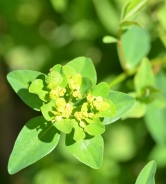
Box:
[86,119,105,136]
[89,82,110,98]
[103,91,135,125]
[102,36,117,43]
[135,160,156,184]
[55,119,72,134]
[8,116,60,174]
[7,70,46,110]
[66,57,97,85]
[66,134,103,169]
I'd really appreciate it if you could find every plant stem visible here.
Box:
[109,56,166,88]
[117,28,128,72]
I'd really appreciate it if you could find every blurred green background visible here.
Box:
[0,0,166,183]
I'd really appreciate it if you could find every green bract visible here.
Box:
[7,57,135,174]
[29,63,114,140]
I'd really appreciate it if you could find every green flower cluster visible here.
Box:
[29,64,115,141]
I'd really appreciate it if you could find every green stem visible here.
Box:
[117,28,128,72]
[109,56,166,88]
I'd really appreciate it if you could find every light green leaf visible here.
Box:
[41,100,55,121]
[80,77,93,97]
[66,57,97,85]
[122,100,147,119]
[55,119,72,134]
[99,100,117,118]
[145,105,166,145]
[103,91,135,125]
[149,145,166,168]
[120,26,150,69]
[135,160,156,184]
[62,65,76,77]
[86,118,105,136]
[29,79,48,102]
[122,0,148,21]
[72,120,85,141]
[7,70,46,111]
[134,58,154,95]
[66,134,104,169]
[50,0,68,13]
[102,36,117,44]
[89,82,110,98]
[52,64,62,73]
[120,20,143,29]
[8,116,60,174]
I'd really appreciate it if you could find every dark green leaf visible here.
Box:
[8,116,60,174]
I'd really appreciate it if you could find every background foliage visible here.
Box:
[0,0,166,183]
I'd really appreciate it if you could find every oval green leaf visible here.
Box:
[103,91,135,125]
[7,70,46,111]
[66,134,104,169]
[102,35,117,44]
[120,26,150,70]
[135,160,156,184]
[145,105,166,146]
[86,118,105,136]
[66,57,97,85]
[89,82,110,98]
[8,116,60,174]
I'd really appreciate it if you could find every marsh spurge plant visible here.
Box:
[7,57,135,174]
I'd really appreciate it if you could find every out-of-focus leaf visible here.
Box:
[66,134,103,169]
[7,70,46,111]
[102,36,117,43]
[8,116,60,174]
[135,160,156,184]
[92,0,119,35]
[157,2,166,30]
[120,20,143,29]
[121,0,148,21]
[122,100,146,119]
[50,0,68,13]
[134,58,154,95]
[66,57,97,85]
[120,26,150,69]
[149,145,166,168]
[145,105,166,145]
[103,91,135,124]
[138,86,161,104]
